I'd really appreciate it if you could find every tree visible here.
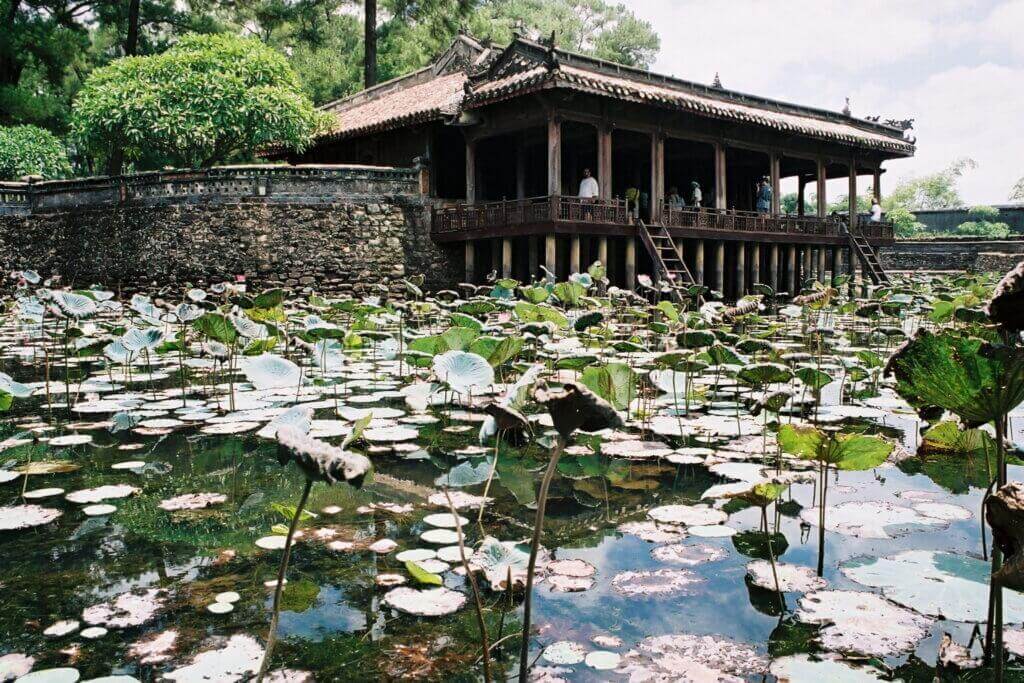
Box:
[956,205,1011,239]
[780,192,813,215]
[884,157,976,212]
[467,0,659,68]
[887,206,926,239]
[71,34,329,169]
[0,124,71,179]
[1011,177,1024,202]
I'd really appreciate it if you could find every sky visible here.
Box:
[629,0,1024,205]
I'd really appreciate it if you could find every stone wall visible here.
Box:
[0,165,463,294]
[879,237,1024,273]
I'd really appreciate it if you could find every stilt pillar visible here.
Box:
[714,241,725,292]
[598,237,608,269]
[695,240,705,285]
[830,247,840,286]
[750,243,760,287]
[769,244,779,292]
[736,243,746,297]
[545,235,557,276]
[570,235,581,273]
[787,244,797,295]
[528,237,539,281]
[502,238,513,278]
[802,247,812,288]
[625,238,636,290]
[464,241,475,283]
[817,247,826,284]
[491,238,501,275]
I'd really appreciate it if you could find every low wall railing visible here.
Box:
[0,164,420,215]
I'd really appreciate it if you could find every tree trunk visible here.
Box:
[125,0,141,55]
[363,0,376,88]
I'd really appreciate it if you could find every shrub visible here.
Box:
[0,125,71,180]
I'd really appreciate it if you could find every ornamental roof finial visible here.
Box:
[712,72,722,88]
[842,97,851,116]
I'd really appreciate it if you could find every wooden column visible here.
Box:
[750,242,760,287]
[769,244,779,291]
[736,243,746,297]
[714,241,725,292]
[797,177,806,216]
[547,114,561,196]
[769,153,781,215]
[598,237,608,268]
[873,168,882,203]
[651,133,664,222]
[570,235,581,273]
[695,240,705,285]
[787,244,797,294]
[802,246,812,286]
[817,247,826,283]
[714,144,727,209]
[502,238,513,278]
[816,159,827,217]
[625,238,636,289]
[515,133,527,200]
[545,235,557,275]
[491,238,502,275]
[848,160,858,229]
[465,137,477,204]
[464,241,475,283]
[529,237,539,281]
[598,125,613,198]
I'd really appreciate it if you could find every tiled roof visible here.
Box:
[315,71,467,142]
[314,36,914,156]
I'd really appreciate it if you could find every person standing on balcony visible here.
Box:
[690,181,703,207]
[578,168,599,199]
[870,196,883,222]
[667,186,684,209]
[755,176,772,214]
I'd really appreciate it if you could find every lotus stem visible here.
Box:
[256,478,312,683]
[518,435,565,683]
[444,489,491,683]
[816,462,828,577]
[478,431,501,525]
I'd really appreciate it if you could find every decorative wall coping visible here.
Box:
[0,164,421,215]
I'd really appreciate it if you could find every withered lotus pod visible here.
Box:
[986,260,1024,332]
[276,426,371,488]
[483,402,530,434]
[534,382,623,440]
[985,481,1024,592]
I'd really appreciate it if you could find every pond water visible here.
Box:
[0,275,1021,682]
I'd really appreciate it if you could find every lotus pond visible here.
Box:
[2,269,1024,682]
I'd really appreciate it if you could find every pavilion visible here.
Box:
[279,32,915,298]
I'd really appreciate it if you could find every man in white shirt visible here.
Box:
[578,168,599,198]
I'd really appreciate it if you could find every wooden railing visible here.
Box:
[431,195,894,241]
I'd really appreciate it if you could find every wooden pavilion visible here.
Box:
[281,32,915,298]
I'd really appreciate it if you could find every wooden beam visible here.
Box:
[548,114,561,196]
[848,160,858,229]
[816,159,827,218]
[714,143,727,210]
[465,137,477,204]
[769,153,781,215]
[651,133,664,222]
[598,125,613,198]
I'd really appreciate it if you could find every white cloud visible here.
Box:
[629,0,1024,204]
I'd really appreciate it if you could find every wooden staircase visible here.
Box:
[847,225,891,286]
[637,221,695,304]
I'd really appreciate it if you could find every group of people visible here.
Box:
[577,169,884,222]
[577,168,703,213]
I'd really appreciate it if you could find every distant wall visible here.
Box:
[0,165,462,294]
[913,205,1024,235]
[879,237,1024,273]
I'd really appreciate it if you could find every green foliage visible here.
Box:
[71,33,329,168]
[406,560,443,585]
[780,192,813,215]
[0,125,71,180]
[886,329,1024,425]
[955,205,1011,238]
[193,312,237,344]
[777,424,893,470]
[885,158,975,212]
[580,362,635,410]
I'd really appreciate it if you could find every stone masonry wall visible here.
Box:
[0,166,463,295]
[879,237,1024,273]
